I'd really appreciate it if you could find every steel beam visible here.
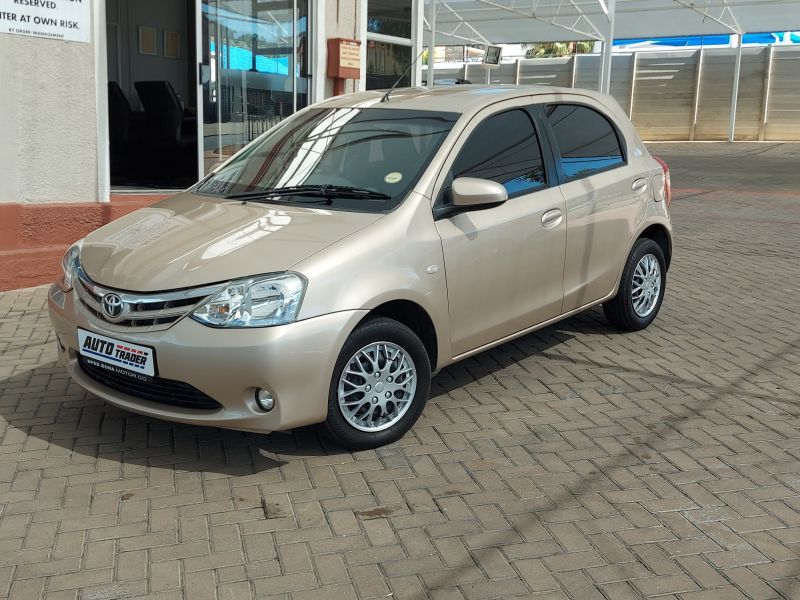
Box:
[671,0,742,34]
[472,0,603,41]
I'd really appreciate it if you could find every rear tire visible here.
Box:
[323,317,431,450]
[603,238,666,331]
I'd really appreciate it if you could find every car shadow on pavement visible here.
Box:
[428,306,636,411]
[0,308,613,478]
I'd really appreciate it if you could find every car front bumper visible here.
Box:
[48,284,367,433]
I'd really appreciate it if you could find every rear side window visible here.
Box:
[451,108,546,197]
[545,104,624,179]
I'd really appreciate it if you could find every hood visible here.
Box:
[80,193,383,292]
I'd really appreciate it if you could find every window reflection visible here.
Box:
[201,210,292,259]
[196,108,459,213]
[451,109,547,197]
[367,0,412,38]
[366,41,412,90]
[202,1,309,174]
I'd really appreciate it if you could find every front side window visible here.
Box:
[545,104,624,179]
[196,107,458,212]
[449,108,546,198]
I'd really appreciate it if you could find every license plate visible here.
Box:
[77,329,156,378]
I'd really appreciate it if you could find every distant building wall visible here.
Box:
[435,46,800,141]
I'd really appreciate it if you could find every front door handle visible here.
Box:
[541,208,563,229]
[632,178,648,194]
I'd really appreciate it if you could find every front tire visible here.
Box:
[603,238,666,331]
[323,317,431,449]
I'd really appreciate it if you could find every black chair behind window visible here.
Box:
[134,80,197,185]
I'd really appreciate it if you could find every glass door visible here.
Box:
[199,0,309,175]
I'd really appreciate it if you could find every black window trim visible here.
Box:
[433,104,556,220]
[534,101,628,185]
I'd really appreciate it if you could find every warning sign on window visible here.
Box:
[0,0,91,44]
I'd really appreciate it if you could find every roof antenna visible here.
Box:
[382,49,427,102]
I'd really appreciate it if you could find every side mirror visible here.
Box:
[451,177,508,209]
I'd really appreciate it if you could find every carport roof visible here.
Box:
[424,0,800,45]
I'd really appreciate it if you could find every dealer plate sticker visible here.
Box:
[77,329,155,377]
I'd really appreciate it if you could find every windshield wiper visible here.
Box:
[225,185,391,202]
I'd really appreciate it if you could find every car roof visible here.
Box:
[314,84,607,114]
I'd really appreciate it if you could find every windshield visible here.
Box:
[195,107,459,212]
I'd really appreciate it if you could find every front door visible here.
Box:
[434,100,566,357]
[198,0,309,176]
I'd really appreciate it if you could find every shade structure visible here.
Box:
[423,0,800,45]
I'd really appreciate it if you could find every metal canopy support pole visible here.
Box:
[759,45,774,141]
[690,48,704,141]
[292,0,297,114]
[728,33,743,142]
[427,0,436,88]
[598,0,616,94]
[571,54,578,87]
[412,0,424,86]
[628,52,638,117]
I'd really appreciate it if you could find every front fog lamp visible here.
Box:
[191,273,305,328]
[255,388,275,412]
[60,240,83,291]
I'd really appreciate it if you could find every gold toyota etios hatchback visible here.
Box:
[49,86,673,449]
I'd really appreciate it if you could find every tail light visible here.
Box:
[653,156,671,208]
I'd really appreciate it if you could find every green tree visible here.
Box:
[524,41,593,58]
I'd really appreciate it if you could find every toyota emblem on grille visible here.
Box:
[101,293,126,323]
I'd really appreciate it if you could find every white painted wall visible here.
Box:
[0,2,103,203]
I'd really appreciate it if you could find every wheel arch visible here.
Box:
[359,300,439,371]
[638,223,672,270]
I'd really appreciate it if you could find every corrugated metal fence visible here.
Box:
[435,46,800,141]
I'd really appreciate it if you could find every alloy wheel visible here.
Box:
[337,341,417,432]
[631,253,662,318]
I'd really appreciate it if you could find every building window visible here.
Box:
[365,0,413,91]
[366,41,412,90]
[367,0,412,38]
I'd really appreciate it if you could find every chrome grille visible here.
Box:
[74,267,221,330]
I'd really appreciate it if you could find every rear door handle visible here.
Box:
[541,208,563,229]
[632,178,648,193]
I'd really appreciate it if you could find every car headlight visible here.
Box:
[60,240,83,291]
[191,273,306,328]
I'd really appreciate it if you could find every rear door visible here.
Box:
[434,99,566,357]
[536,98,650,312]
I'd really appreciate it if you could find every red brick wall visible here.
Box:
[0,195,172,291]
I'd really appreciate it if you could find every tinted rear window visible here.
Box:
[545,104,624,178]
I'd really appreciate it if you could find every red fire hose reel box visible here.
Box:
[327,38,361,95]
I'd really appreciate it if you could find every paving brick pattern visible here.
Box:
[1,145,799,598]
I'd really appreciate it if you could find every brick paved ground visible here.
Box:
[1,143,799,599]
